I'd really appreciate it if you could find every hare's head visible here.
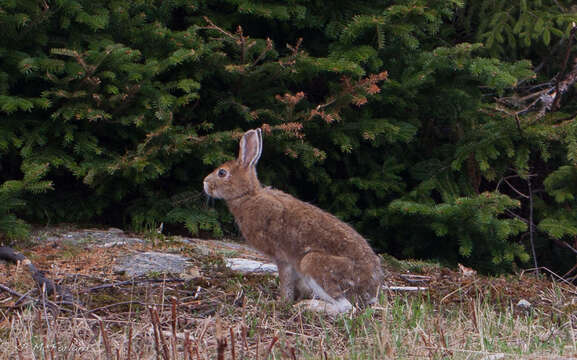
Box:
[203,129,263,200]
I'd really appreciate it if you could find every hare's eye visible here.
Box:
[217,169,228,178]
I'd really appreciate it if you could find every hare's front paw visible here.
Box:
[294,298,352,315]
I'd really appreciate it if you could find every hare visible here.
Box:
[203,128,383,313]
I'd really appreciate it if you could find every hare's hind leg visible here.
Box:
[296,252,354,314]
[277,260,299,302]
[276,260,314,302]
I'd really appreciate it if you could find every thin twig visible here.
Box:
[149,307,162,359]
[440,279,480,303]
[521,267,577,294]
[562,262,577,278]
[528,175,539,274]
[216,317,227,360]
[153,307,171,360]
[552,109,577,124]
[86,278,185,292]
[230,327,236,360]
[99,320,112,360]
[171,297,178,360]
[86,301,160,315]
[552,25,577,110]
[264,336,279,359]
[0,283,27,299]
[256,331,260,360]
[16,338,24,360]
[251,38,273,67]
[184,331,191,360]
[503,178,529,198]
[127,326,133,360]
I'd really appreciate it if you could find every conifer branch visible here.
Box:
[202,17,235,39]
[309,71,388,123]
[251,38,273,67]
[279,38,303,68]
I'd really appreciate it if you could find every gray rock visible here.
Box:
[114,252,190,277]
[481,354,505,360]
[225,258,277,274]
[189,242,214,256]
[83,229,145,247]
[178,237,256,257]
[516,299,532,309]
[34,227,145,247]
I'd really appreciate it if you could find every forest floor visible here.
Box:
[0,226,576,359]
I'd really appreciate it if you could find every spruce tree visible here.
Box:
[1,0,575,273]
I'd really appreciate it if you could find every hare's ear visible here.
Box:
[238,128,262,168]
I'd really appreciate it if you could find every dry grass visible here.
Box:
[3,288,576,359]
[1,234,577,359]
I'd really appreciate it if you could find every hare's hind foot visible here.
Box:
[294,298,352,315]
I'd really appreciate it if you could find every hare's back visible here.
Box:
[263,188,375,259]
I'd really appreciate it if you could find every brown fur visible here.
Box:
[203,129,383,308]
